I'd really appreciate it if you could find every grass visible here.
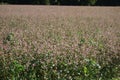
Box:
[0,5,120,80]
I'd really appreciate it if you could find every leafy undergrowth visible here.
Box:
[0,52,120,80]
[0,38,119,80]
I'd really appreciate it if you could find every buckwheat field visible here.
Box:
[0,5,120,80]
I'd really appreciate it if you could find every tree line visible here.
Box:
[0,0,120,6]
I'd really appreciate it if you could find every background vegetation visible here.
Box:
[0,0,120,6]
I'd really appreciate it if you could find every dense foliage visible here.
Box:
[0,0,120,6]
[0,50,119,80]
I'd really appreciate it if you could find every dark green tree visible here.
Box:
[87,0,97,5]
[0,0,120,6]
[44,0,50,5]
